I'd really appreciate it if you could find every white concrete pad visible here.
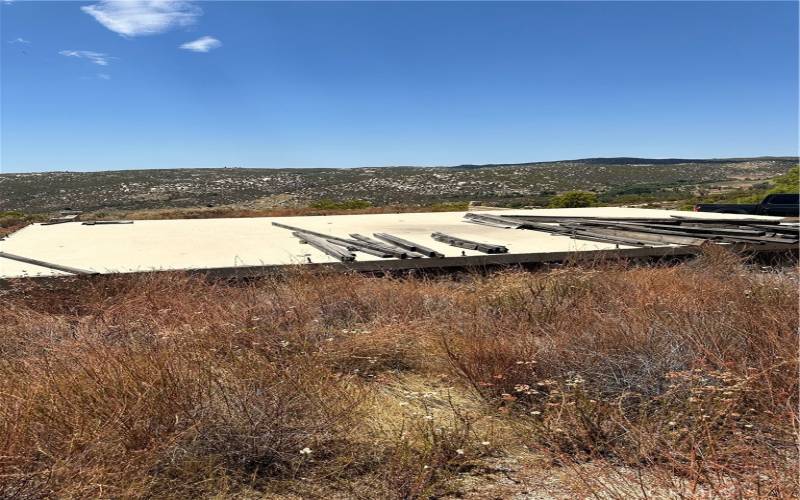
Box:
[0,207,783,279]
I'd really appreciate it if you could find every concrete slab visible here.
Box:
[0,207,785,279]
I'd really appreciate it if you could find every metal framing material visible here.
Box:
[431,232,509,253]
[465,213,798,247]
[291,232,356,262]
[0,251,95,275]
[563,226,705,246]
[82,221,135,226]
[373,233,445,258]
[349,234,423,258]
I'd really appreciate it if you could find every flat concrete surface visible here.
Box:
[0,207,784,279]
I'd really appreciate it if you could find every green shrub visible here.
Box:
[548,191,598,208]
[686,166,799,208]
[309,199,372,210]
[0,211,45,229]
[768,166,799,194]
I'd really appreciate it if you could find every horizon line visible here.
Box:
[3,154,799,175]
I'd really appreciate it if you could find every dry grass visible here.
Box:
[1,250,797,498]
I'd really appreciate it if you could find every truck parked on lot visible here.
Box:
[694,193,799,216]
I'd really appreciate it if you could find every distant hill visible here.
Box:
[449,156,799,168]
[1,156,796,213]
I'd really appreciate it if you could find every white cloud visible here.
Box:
[59,50,114,66]
[179,36,221,53]
[97,73,111,80]
[9,37,30,44]
[81,0,202,37]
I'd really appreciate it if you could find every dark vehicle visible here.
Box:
[694,193,800,216]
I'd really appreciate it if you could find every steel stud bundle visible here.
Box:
[463,212,799,247]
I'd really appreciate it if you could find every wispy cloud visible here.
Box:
[97,73,111,80]
[59,50,114,66]
[81,0,202,37]
[8,37,30,44]
[179,36,221,53]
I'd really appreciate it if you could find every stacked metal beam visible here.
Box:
[272,222,444,262]
[463,213,799,247]
[430,232,509,253]
[291,232,356,262]
[272,215,797,263]
[373,233,445,258]
[43,210,83,225]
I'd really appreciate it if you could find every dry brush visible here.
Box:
[0,250,797,498]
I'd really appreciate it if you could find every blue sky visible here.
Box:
[1,1,797,173]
